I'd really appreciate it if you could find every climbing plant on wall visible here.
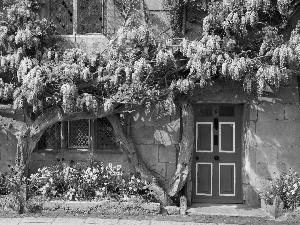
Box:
[0,0,300,212]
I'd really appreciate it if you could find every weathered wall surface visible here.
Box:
[191,76,300,207]
[0,112,24,173]
[130,108,180,188]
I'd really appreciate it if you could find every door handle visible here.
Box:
[214,156,219,161]
[196,156,199,160]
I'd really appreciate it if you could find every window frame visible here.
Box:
[36,118,122,154]
[44,0,106,35]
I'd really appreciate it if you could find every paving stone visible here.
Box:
[119,219,151,225]
[19,223,53,225]
[184,223,216,225]
[52,218,86,225]
[85,218,119,224]
[150,221,185,225]
[21,217,55,223]
[0,218,23,225]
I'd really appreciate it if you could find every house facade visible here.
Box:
[0,0,300,207]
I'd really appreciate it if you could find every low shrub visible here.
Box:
[28,162,155,202]
[261,169,300,210]
[0,173,10,195]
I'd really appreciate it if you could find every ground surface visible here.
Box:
[0,211,298,225]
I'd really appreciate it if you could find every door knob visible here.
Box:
[214,156,219,161]
[196,156,199,160]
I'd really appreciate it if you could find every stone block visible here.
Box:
[131,126,154,144]
[0,143,17,161]
[256,163,292,180]
[43,201,64,209]
[257,102,285,121]
[262,103,285,120]
[243,184,260,208]
[255,120,300,147]
[284,104,300,120]
[166,163,176,181]
[255,146,277,164]
[158,145,177,163]
[0,160,14,173]
[276,87,299,104]
[154,121,180,146]
[74,35,109,54]
[140,202,161,214]
[135,145,159,166]
[165,206,180,215]
[277,146,300,165]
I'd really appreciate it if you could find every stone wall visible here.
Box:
[130,108,180,188]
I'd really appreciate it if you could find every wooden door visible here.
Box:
[192,104,243,203]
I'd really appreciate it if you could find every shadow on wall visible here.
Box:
[248,80,300,195]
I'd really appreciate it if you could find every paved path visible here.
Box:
[0,217,238,225]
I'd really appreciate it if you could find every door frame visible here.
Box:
[188,103,247,204]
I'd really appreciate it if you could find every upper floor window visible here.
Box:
[49,0,105,35]
[37,117,120,152]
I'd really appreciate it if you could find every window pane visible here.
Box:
[68,120,90,148]
[219,106,235,117]
[96,118,119,151]
[50,0,73,34]
[78,0,103,34]
[38,122,61,150]
[196,105,213,117]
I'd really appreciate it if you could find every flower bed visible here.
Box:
[0,162,158,214]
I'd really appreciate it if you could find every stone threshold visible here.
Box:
[187,203,270,218]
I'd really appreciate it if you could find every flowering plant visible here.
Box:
[261,169,300,209]
[28,162,154,202]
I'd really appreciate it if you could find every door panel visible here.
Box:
[192,104,243,203]
[196,163,212,195]
[196,122,213,152]
[220,122,235,152]
[219,163,235,196]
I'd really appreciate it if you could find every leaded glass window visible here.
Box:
[37,118,120,152]
[50,0,73,35]
[96,118,119,151]
[49,0,107,35]
[68,119,90,148]
[78,0,103,34]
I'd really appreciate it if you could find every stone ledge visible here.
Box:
[42,200,161,214]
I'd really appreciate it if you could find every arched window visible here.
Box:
[37,118,120,152]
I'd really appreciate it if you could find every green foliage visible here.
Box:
[261,169,300,210]
[28,162,155,202]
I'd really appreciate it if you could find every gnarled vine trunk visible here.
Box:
[168,102,194,196]
[107,114,173,206]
